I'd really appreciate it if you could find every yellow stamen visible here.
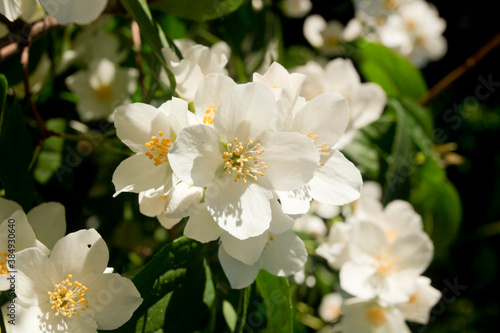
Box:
[48,274,89,319]
[144,131,173,166]
[364,307,388,328]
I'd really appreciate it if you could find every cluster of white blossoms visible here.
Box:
[0,198,142,332]
[302,0,447,67]
[315,182,442,332]
[113,40,367,287]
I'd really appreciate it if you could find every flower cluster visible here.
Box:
[112,50,366,288]
[315,182,441,331]
[303,0,447,67]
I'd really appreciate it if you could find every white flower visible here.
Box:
[293,213,327,238]
[281,0,312,18]
[303,15,345,56]
[39,0,108,25]
[10,229,142,332]
[0,198,67,291]
[0,0,45,23]
[162,39,230,102]
[66,58,138,122]
[318,292,343,322]
[294,59,386,148]
[316,221,352,270]
[169,82,319,240]
[310,200,340,220]
[340,221,434,303]
[138,177,204,229]
[398,276,441,324]
[342,298,410,332]
[252,0,263,11]
[112,98,198,197]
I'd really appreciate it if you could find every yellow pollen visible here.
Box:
[203,103,218,125]
[270,235,274,241]
[385,228,399,243]
[223,138,266,184]
[48,274,89,319]
[94,85,114,102]
[144,131,173,166]
[161,195,168,200]
[374,248,399,275]
[0,253,9,275]
[408,293,418,304]
[307,132,330,156]
[364,307,388,328]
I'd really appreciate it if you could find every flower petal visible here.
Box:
[157,214,182,229]
[168,124,223,187]
[214,82,277,142]
[194,73,236,120]
[85,273,142,330]
[112,154,170,196]
[261,131,319,191]
[27,202,67,250]
[276,186,312,215]
[218,246,261,289]
[308,150,362,205]
[46,229,109,284]
[39,0,107,25]
[220,230,269,266]
[0,197,22,223]
[339,261,378,299]
[269,197,296,234]
[183,206,223,243]
[260,231,308,276]
[391,233,434,275]
[13,248,52,305]
[206,181,273,239]
[0,210,49,255]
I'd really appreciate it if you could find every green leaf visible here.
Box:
[410,157,462,259]
[0,74,6,118]
[382,99,415,204]
[223,300,238,332]
[255,270,293,333]
[150,0,245,21]
[0,96,35,211]
[357,41,427,100]
[34,118,66,184]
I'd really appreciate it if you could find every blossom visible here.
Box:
[398,276,441,324]
[169,82,319,240]
[303,15,346,56]
[66,58,137,122]
[280,0,312,18]
[162,39,230,102]
[342,298,410,332]
[293,213,327,239]
[318,292,343,322]
[294,58,386,148]
[0,198,67,290]
[39,0,108,25]
[10,229,142,332]
[0,0,45,23]
[316,221,352,270]
[112,98,198,198]
[340,221,434,304]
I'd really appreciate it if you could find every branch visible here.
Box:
[419,31,500,105]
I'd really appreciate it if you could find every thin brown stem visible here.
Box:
[131,20,146,99]
[419,31,500,105]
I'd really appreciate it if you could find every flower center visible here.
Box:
[364,306,387,328]
[94,85,114,102]
[374,248,399,275]
[48,274,89,318]
[145,131,174,166]
[0,253,9,275]
[203,103,217,125]
[307,132,330,157]
[408,292,418,304]
[222,138,266,184]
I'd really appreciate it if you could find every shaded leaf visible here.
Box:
[150,0,245,21]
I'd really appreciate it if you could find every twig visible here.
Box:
[419,31,500,105]
[131,20,146,99]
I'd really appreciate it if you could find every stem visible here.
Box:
[131,20,147,99]
[419,31,500,105]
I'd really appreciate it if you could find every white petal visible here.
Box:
[168,124,223,187]
[164,182,204,218]
[46,229,109,284]
[139,187,167,217]
[220,231,269,265]
[260,231,308,276]
[324,58,360,93]
[269,197,295,234]
[293,92,350,147]
[194,74,236,120]
[384,200,423,237]
[339,261,378,299]
[349,221,387,262]
[218,246,261,289]
[39,0,108,25]
[183,206,223,243]
[261,131,319,191]
[308,150,362,205]
[27,202,67,250]
[157,215,181,229]
[84,273,142,330]
[0,197,22,223]
[276,186,312,215]
[350,82,387,131]
[399,276,441,324]
[112,154,170,196]
[114,103,170,153]
[0,210,49,255]
[13,248,52,305]
[391,233,434,275]
[206,181,273,240]
[303,14,327,47]
[214,82,277,142]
